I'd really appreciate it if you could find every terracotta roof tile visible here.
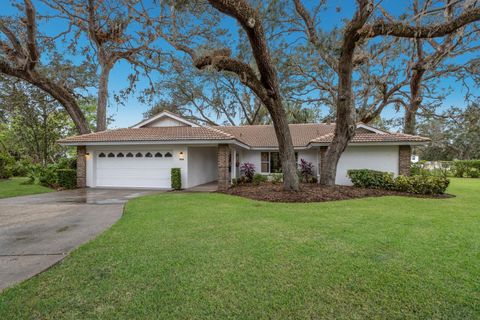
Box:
[58,126,232,143]
[59,123,430,146]
[311,132,430,144]
[216,123,336,148]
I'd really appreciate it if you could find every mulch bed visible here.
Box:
[222,183,453,203]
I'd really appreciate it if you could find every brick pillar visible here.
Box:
[217,144,230,191]
[399,145,412,176]
[77,146,87,188]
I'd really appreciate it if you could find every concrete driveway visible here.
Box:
[0,188,159,291]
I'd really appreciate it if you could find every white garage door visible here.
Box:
[96,151,174,188]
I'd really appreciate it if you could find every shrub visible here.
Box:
[171,168,182,190]
[394,175,450,195]
[348,169,449,194]
[298,159,315,183]
[57,169,77,189]
[10,158,33,177]
[347,169,394,189]
[270,173,283,184]
[0,153,14,179]
[240,162,255,182]
[252,173,267,185]
[452,160,480,178]
[468,168,480,178]
[57,157,77,170]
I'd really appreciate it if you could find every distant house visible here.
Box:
[59,111,430,190]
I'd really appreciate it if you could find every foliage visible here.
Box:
[171,168,182,190]
[393,175,450,195]
[56,169,76,189]
[410,161,450,178]
[10,158,34,177]
[26,160,77,189]
[298,159,316,183]
[348,169,449,195]
[240,162,255,182]
[0,152,14,179]
[252,173,267,186]
[347,169,394,189]
[417,103,480,161]
[269,173,283,184]
[452,160,480,178]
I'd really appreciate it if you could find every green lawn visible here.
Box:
[1,179,479,319]
[0,177,53,199]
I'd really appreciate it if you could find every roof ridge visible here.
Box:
[205,126,236,138]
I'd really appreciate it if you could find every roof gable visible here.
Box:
[132,111,199,128]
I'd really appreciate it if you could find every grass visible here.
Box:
[0,179,479,319]
[0,177,53,199]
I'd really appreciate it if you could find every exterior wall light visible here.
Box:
[85,152,91,160]
[179,151,185,160]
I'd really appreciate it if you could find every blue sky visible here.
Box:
[2,0,476,128]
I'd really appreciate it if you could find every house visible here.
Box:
[58,111,430,190]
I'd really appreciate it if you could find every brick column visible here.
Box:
[77,146,87,188]
[217,144,230,191]
[399,145,412,176]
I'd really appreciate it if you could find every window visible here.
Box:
[135,152,143,158]
[260,152,298,173]
[164,152,172,158]
[145,152,153,158]
[126,152,134,158]
[155,152,163,158]
[98,152,106,158]
[270,152,282,173]
[117,153,124,158]
[261,152,269,173]
[107,152,115,158]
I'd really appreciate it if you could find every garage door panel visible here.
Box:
[95,152,174,188]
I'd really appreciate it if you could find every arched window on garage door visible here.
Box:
[135,152,143,158]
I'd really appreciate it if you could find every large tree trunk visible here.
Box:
[405,65,425,135]
[96,64,110,132]
[320,1,373,185]
[268,99,299,190]
[320,39,357,185]
[204,0,299,191]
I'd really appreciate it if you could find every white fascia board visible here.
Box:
[131,111,200,128]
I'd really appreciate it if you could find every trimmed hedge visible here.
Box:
[252,173,268,185]
[171,168,182,190]
[57,169,77,189]
[348,169,450,195]
[347,169,394,189]
[452,160,480,178]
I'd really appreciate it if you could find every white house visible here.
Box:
[59,111,430,190]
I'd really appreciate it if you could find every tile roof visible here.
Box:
[310,132,430,144]
[59,123,430,146]
[58,126,233,143]
[216,123,336,148]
